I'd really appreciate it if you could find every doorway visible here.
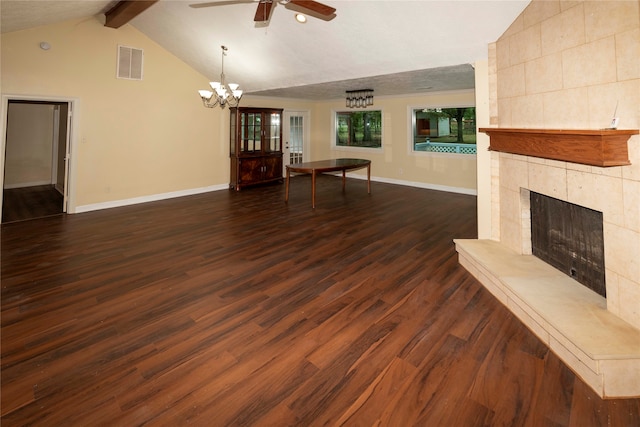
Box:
[2,98,73,223]
[283,110,310,174]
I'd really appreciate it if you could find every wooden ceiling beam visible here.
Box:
[105,1,158,29]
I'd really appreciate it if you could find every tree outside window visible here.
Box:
[336,111,382,148]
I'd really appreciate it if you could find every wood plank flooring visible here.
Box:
[2,176,639,426]
[2,185,63,223]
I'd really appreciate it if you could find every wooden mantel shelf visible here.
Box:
[479,128,639,167]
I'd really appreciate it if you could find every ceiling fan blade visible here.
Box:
[288,0,335,16]
[254,0,274,22]
[189,0,255,9]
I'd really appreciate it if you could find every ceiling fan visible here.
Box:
[190,0,336,23]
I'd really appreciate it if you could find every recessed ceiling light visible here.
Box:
[295,14,306,23]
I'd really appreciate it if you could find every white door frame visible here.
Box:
[1,94,80,219]
[283,110,310,174]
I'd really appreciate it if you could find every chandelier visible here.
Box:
[198,45,243,108]
[345,89,374,108]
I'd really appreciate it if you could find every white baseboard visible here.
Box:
[345,172,477,196]
[73,176,475,214]
[4,180,52,189]
[74,184,228,213]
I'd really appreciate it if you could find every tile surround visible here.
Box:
[465,0,640,398]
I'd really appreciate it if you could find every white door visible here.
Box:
[283,110,309,175]
[61,103,72,212]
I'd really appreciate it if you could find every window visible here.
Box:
[412,107,476,154]
[335,110,382,149]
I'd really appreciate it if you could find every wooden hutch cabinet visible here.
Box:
[229,107,284,190]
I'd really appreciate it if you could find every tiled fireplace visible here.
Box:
[459,0,640,400]
[455,131,640,398]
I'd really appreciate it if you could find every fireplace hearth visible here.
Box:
[456,127,640,398]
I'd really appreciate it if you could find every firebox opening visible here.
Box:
[530,191,606,298]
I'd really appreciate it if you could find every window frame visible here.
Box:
[332,108,384,153]
[408,104,477,157]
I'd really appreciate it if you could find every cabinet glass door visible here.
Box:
[240,112,261,152]
[266,112,281,152]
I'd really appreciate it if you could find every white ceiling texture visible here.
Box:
[1,0,530,100]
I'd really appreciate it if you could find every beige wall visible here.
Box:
[1,16,226,211]
[244,91,479,194]
[2,16,481,214]
[307,91,478,193]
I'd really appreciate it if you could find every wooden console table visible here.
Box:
[285,158,371,208]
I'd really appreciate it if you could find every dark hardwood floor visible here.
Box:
[2,185,64,223]
[2,176,639,426]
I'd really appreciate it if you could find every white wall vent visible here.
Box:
[117,45,143,80]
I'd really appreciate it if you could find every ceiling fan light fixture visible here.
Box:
[295,13,306,23]
[198,45,243,109]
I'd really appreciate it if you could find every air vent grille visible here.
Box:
[117,45,143,80]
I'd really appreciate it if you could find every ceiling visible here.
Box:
[1,0,530,100]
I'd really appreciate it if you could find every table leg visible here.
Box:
[285,167,290,203]
[342,169,346,192]
[311,170,316,209]
[367,163,371,193]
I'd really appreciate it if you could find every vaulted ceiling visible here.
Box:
[1,0,530,99]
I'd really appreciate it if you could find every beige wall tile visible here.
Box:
[510,24,543,65]
[614,80,640,129]
[543,87,590,128]
[542,158,568,169]
[616,28,640,81]
[496,38,511,70]
[584,0,640,43]
[616,275,640,330]
[567,170,624,224]
[500,186,523,253]
[622,136,640,182]
[566,162,593,173]
[528,161,567,199]
[623,178,640,232]
[524,0,561,29]
[603,223,640,284]
[541,3,585,55]
[511,94,544,127]
[591,164,623,179]
[497,98,513,127]
[500,156,529,192]
[605,269,621,317]
[497,64,526,98]
[586,82,631,129]
[562,36,617,88]
[526,53,563,94]
[520,188,532,254]
[560,0,583,13]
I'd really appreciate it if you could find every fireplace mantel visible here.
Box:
[479,128,639,167]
